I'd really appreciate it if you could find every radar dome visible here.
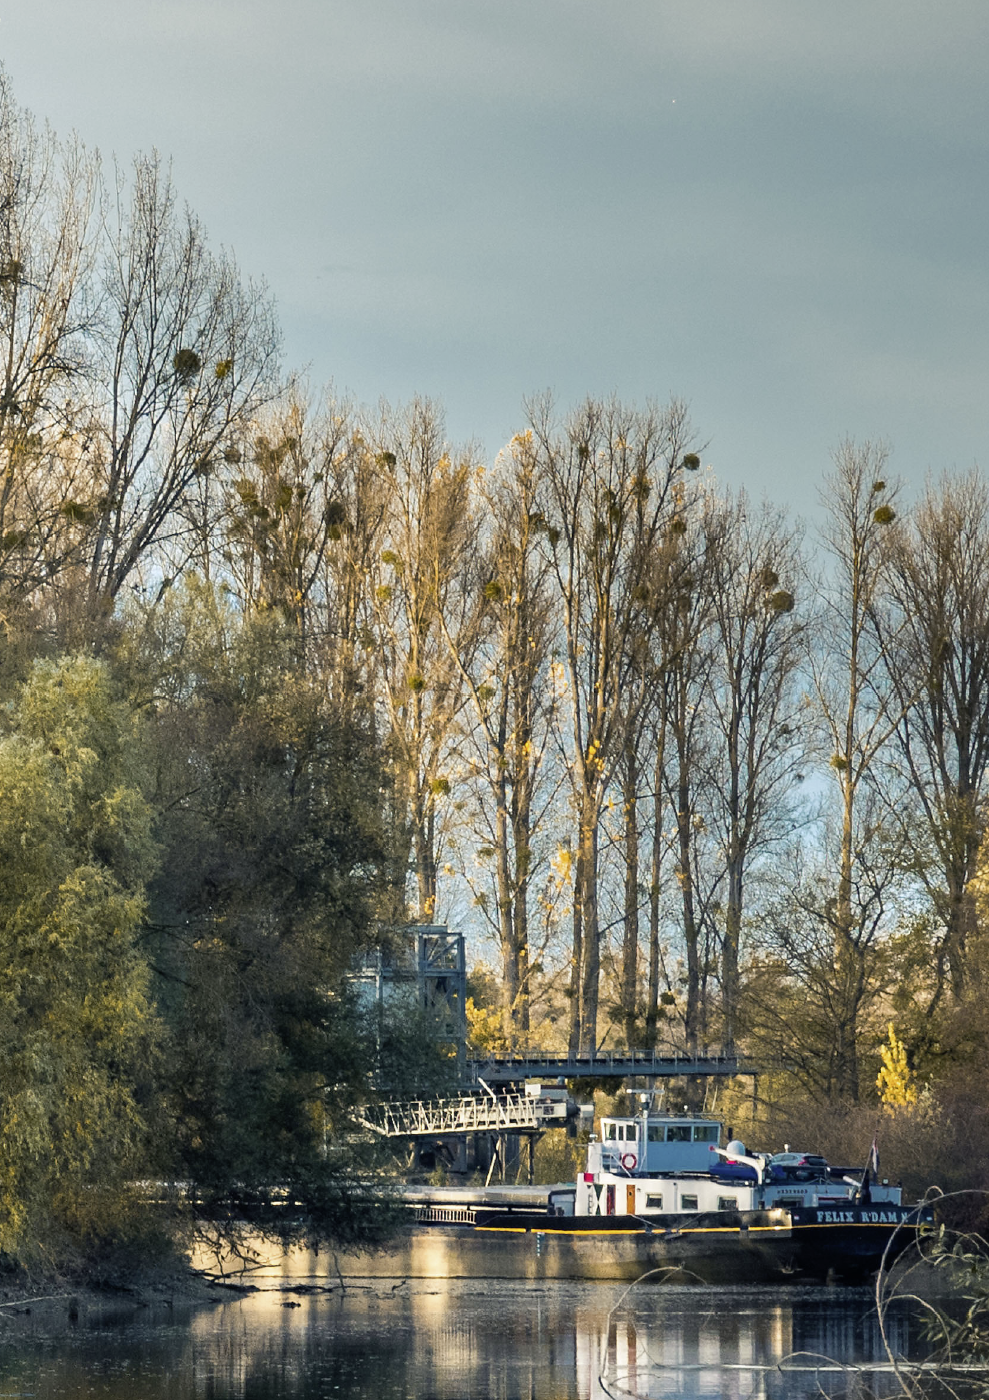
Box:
[726,1139,748,1158]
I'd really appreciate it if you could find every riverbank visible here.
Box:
[0,1263,224,1337]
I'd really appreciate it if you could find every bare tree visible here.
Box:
[307,396,391,712]
[616,722,645,1047]
[84,154,278,617]
[814,440,903,1098]
[219,392,358,660]
[885,471,989,1012]
[0,72,100,615]
[655,492,717,1053]
[644,703,674,1049]
[530,395,694,1054]
[702,491,807,1052]
[363,398,482,921]
[439,431,558,1043]
[744,831,902,1102]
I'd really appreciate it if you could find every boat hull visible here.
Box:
[786,1203,933,1281]
[327,1204,932,1284]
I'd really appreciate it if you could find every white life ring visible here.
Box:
[621,1152,638,1171]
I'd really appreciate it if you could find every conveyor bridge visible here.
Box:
[466,1050,743,1085]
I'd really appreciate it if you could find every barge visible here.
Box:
[346,1111,933,1284]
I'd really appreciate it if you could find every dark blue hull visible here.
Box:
[459,1202,935,1282]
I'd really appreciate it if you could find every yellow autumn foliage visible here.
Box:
[465,996,511,1053]
[877,1023,917,1107]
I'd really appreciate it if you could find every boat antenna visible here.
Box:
[858,1119,881,1198]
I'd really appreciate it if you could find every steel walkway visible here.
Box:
[359,1090,566,1138]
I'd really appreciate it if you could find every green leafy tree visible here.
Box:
[0,655,160,1271]
[139,581,397,1243]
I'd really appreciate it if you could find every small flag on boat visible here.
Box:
[869,1137,880,1175]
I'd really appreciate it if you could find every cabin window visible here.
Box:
[680,1194,698,1210]
[622,1124,638,1141]
[645,1194,663,1209]
[667,1125,692,1142]
[718,1196,737,1210]
[605,1124,617,1141]
[693,1125,720,1143]
[647,1125,663,1142]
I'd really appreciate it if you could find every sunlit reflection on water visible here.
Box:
[0,1279,926,1400]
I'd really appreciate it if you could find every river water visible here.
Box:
[0,1279,928,1400]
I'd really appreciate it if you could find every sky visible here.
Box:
[3,1,988,515]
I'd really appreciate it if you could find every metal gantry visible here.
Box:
[417,926,466,1077]
[345,925,758,1186]
[359,1089,568,1139]
[351,925,745,1091]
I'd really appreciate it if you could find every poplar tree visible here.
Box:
[886,472,989,1012]
[441,431,557,1043]
[363,399,481,921]
[656,486,716,1053]
[530,395,694,1054]
[813,441,903,1098]
[702,492,806,1053]
[221,393,357,658]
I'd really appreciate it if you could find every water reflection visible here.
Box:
[0,1280,924,1400]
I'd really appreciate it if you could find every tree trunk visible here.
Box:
[645,721,667,1049]
[833,766,859,1100]
[676,748,701,1054]
[722,873,741,1056]
[578,798,601,1054]
[512,773,533,1043]
[621,742,639,1046]
[567,853,584,1058]
[494,769,517,1040]
[414,787,437,920]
